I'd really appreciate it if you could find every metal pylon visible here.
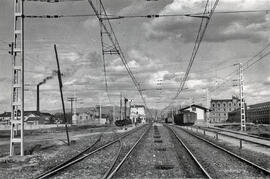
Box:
[97,0,119,105]
[10,0,24,156]
[239,63,246,131]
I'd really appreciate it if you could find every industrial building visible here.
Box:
[130,105,146,124]
[0,111,54,125]
[228,101,270,124]
[209,96,240,123]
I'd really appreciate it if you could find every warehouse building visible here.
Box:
[179,104,209,125]
[209,96,240,123]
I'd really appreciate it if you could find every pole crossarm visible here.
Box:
[87,0,153,118]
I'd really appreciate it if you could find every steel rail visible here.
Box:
[206,126,270,141]
[36,124,148,179]
[166,125,212,179]
[102,140,123,179]
[187,126,270,147]
[36,136,101,179]
[177,126,270,176]
[106,125,151,179]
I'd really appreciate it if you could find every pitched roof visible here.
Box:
[0,112,11,117]
[0,111,53,117]
[179,104,210,111]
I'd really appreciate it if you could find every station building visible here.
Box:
[209,96,240,123]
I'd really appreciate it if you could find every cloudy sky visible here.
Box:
[1,0,270,113]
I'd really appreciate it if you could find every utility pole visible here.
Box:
[113,105,115,123]
[54,44,70,145]
[36,84,40,112]
[99,98,102,122]
[120,93,122,120]
[129,99,133,116]
[67,97,77,124]
[234,63,246,131]
[124,97,128,120]
[10,0,25,156]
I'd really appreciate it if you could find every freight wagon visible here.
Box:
[174,111,197,126]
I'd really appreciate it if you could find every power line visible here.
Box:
[25,0,83,2]
[210,41,270,93]
[162,0,219,114]
[23,9,270,19]
[87,0,153,118]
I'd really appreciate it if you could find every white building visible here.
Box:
[130,105,146,124]
[72,112,98,125]
[179,104,210,125]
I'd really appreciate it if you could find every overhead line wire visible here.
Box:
[162,0,219,114]
[87,0,153,118]
[210,40,270,93]
[24,9,270,19]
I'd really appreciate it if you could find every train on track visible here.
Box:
[173,111,197,126]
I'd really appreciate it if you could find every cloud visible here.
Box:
[263,76,270,85]
[186,79,208,89]
[144,0,270,42]
[0,77,9,83]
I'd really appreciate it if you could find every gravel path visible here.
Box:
[173,126,268,179]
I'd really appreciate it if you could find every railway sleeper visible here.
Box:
[154,139,163,143]
[154,147,166,151]
[155,164,174,170]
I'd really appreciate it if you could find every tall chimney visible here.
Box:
[37,84,40,112]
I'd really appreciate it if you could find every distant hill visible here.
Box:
[43,105,159,119]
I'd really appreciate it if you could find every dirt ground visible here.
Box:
[0,124,122,179]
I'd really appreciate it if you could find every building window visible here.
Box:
[212,104,215,107]
[218,103,220,107]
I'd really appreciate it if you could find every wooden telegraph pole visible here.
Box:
[54,44,70,145]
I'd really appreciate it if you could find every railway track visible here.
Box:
[166,125,211,178]
[185,125,270,148]
[169,125,270,179]
[103,124,151,179]
[36,124,149,179]
[206,126,270,141]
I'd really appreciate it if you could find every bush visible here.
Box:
[115,119,132,127]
